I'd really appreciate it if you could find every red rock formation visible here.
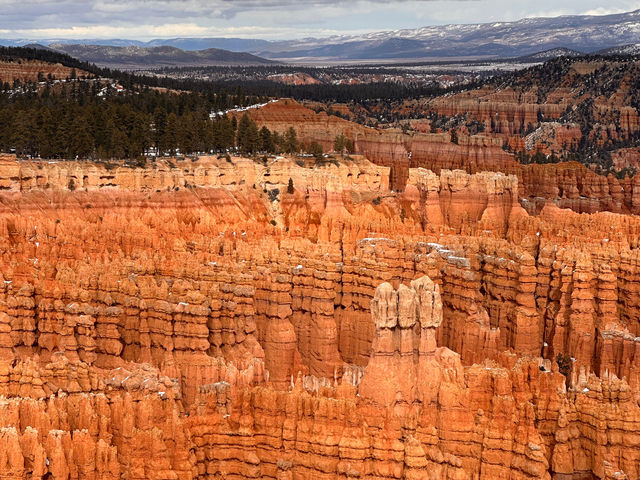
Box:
[611,147,640,172]
[0,60,89,83]
[186,278,640,480]
[524,122,582,154]
[424,59,640,148]
[431,88,565,135]
[520,162,628,214]
[1,157,640,478]
[238,99,372,153]
[241,99,640,213]
[408,132,518,175]
[242,100,516,191]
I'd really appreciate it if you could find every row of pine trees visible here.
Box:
[0,85,295,160]
[0,80,359,161]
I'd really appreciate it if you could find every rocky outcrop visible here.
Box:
[611,147,640,172]
[0,357,194,480]
[519,162,629,214]
[428,87,566,136]
[186,278,640,480]
[524,122,582,154]
[358,276,442,409]
[2,157,640,478]
[242,99,640,214]
[238,99,372,153]
[0,154,389,196]
[243,100,517,191]
[408,132,518,173]
[0,60,88,83]
[404,168,523,235]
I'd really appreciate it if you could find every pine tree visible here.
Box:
[11,109,36,157]
[214,115,235,151]
[237,113,250,151]
[284,127,299,154]
[177,114,193,155]
[307,141,324,161]
[450,129,458,144]
[72,115,94,159]
[244,120,259,154]
[271,131,284,154]
[260,126,274,153]
[111,127,128,159]
[237,114,260,154]
[154,107,168,154]
[165,113,178,155]
[344,138,355,154]
[36,107,56,158]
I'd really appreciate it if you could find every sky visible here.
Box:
[1,0,640,40]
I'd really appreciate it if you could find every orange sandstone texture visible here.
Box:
[242,100,640,211]
[0,59,90,83]
[0,156,640,478]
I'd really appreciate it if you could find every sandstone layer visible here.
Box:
[1,156,640,479]
[243,100,640,214]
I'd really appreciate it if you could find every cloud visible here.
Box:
[584,7,631,15]
[7,23,361,40]
[0,0,478,38]
[0,0,638,40]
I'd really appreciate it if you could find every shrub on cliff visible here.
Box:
[556,353,572,378]
[450,129,458,144]
[307,141,324,161]
[334,134,354,154]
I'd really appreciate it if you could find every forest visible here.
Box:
[0,46,457,160]
[0,46,468,103]
[0,75,344,161]
[3,46,640,174]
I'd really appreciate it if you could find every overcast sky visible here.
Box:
[1,0,640,40]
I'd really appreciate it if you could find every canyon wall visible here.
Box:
[243,100,640,213]
[1,156,640,478]
[0,60,88,83]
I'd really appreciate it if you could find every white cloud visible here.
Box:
[584,7,630,15]
[0,0,638,40]
[10,23,360,39]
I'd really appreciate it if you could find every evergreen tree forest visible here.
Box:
[0,47,474,162]
[0,80,295,160]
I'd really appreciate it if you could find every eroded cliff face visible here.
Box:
[240,100,518,192]
[241,100,640,213]
[1,156,640,479]
[425,63,640,152]
[0,60,88,84]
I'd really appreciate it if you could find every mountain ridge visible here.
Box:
[1,9,640,62]
[45,44,277,68]
[252,9,640,60]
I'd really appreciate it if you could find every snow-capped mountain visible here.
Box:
[2,10,640,63]
[249,10,640,60]
[517,48,585,61]
[596,43,640,55]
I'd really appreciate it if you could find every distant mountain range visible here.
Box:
[516,47,584,62]
[247,9,640,61]
[18,44,276,68]
[3,9,640,64]
[596,43,640,55]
